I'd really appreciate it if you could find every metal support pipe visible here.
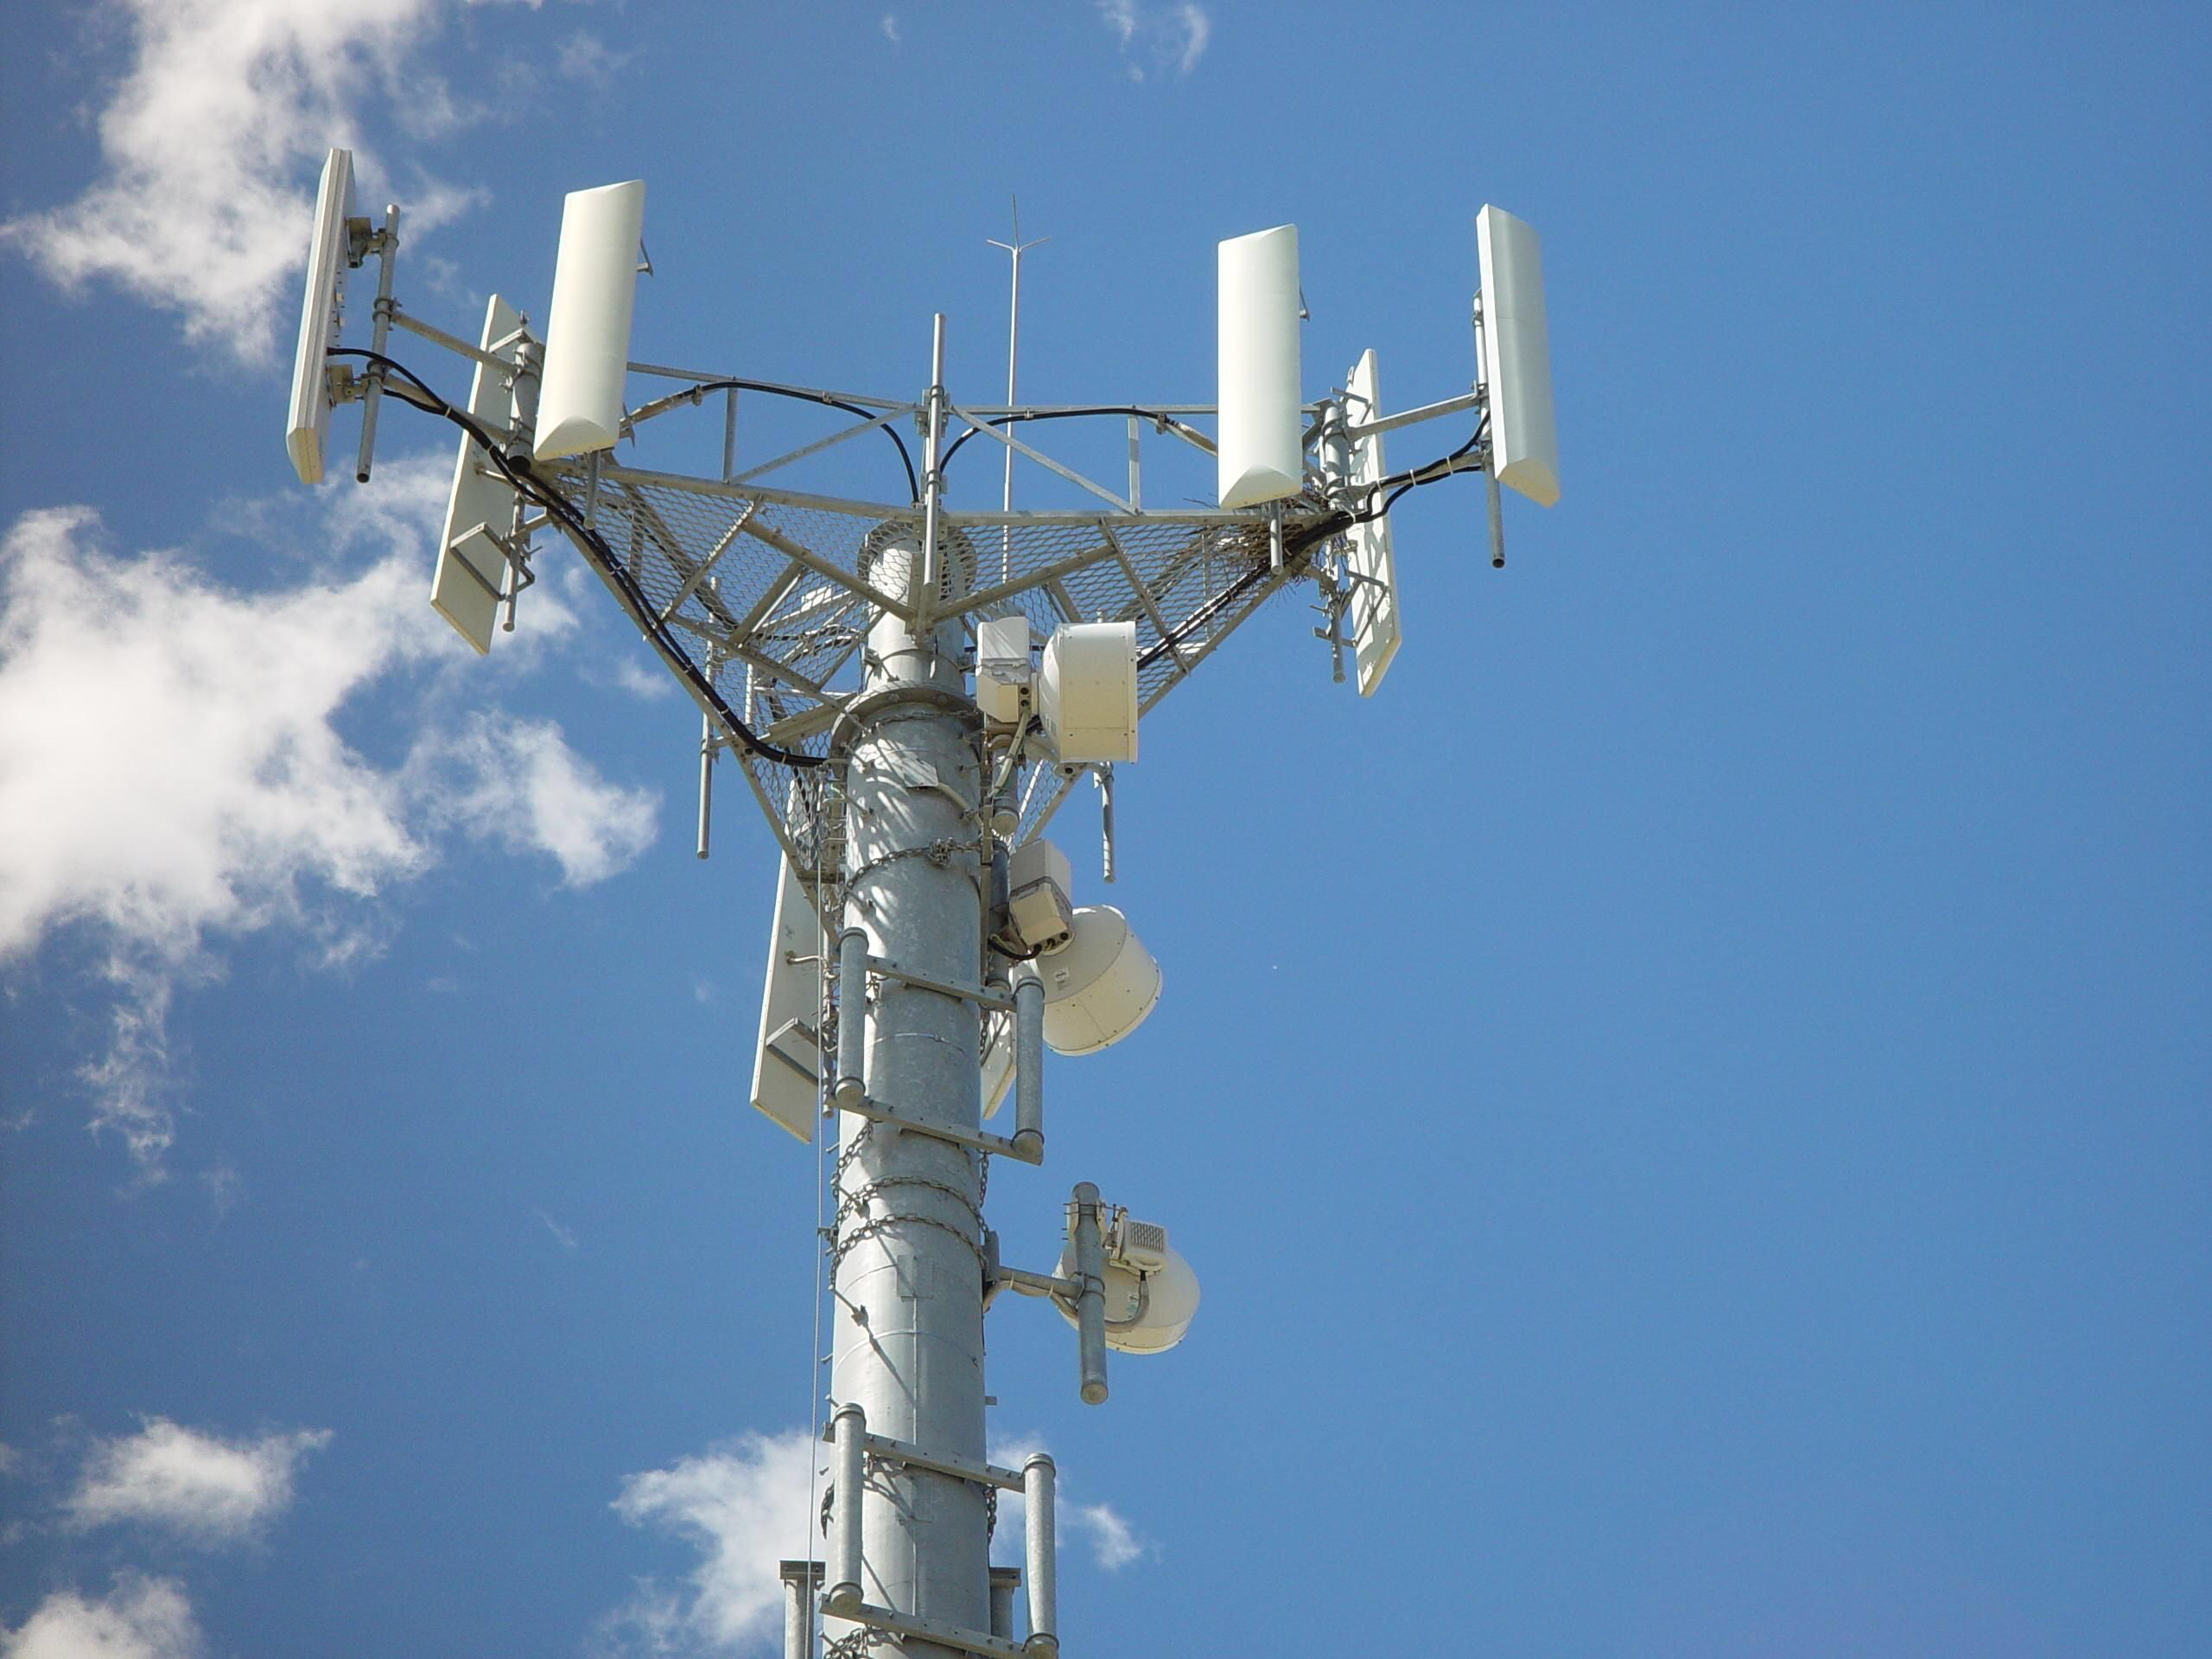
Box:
[828,1403,867,1614]
[696,713,715,859]
[1097,766,1116,886]
[779,1563,817,1659]
[835,927,868,1107]
[1071,1184,1108,1406]
[830,521,988,1656]
[1022,1453,1058,1656]
[1011,966,1044,1162]
[354,205,401,483]
[988,1568,1020,1642]
[913,315,948,633]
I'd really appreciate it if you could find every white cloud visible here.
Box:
[1072,1500,1147,1569]
[2,1574,201,1659]
[0,0,498,363]
[603,1429,821,1656]
[880,14,901,43]
[65,1419,331,1546]
[0,480,653,1169]
[556,30,635,85]
[1094,1,1210,79]
[411,712,658,887]
[537,1208,580,1251]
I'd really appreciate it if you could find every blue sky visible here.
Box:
[3,2,2207,1655]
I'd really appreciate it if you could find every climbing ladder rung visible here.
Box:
[818,1421,1024,1491]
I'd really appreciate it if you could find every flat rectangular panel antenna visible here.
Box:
[750,855,823,1143]
[535,180,646,460]
[285,148,357,486]
[431,294,525,652]
[1343,350,1402,696]
[1217,225,1303,509]
[1476,205,1560,507]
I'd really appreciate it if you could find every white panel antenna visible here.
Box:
[285,148,358,486]
[431,294,526,653]
[535,180,646,461]
[750,855,823,1143]
[1216,225,1303,509]
[1476,205,1560,508]
[1342,349,1402,696]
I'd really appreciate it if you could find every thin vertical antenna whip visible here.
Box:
[987,197,1049,582]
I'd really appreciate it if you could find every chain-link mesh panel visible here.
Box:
[544,464,1332,885]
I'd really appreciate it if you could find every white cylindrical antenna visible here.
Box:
[1475,205,1560,507]
[535,180,645,460]
[827,1403,867,1614]
[1217,224,1303,509]
[1022,1452,1059,1655]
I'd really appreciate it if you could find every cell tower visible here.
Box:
[286,153,1559,1656]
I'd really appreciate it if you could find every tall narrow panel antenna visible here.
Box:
[1343,350,1402,696]
[1476,205,1560,507]
[534,180,645,461]
[431,294,525,652]
[1217,225,1302,509]
[750,855,823,1143]
[285,148,357,486]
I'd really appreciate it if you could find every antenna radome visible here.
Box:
[285,148,358,485]
[1217,225,1303,509]
[535,180,645,460]
[1476,205,1560,508]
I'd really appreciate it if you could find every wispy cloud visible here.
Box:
[0,466,655,1172]
[1094,1,1211,79]
[1,1573,201,1659]
[65,1419,331,1547]
[600,1429,821,1656]
[556,30,636,86]
[0,0,522,364]
[880,13,901,44]
[537,1208,580,1252]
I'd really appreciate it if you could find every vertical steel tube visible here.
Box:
[835,928,868,1107]
[696,713,714,860]
[913,315,948,632]
[1011,966,1044,1161]
[1071,1185,1109,1406]
[1022,1453,1058,1656]
[353,205,400,484]
[828,1403,866,1614]
[782,1569,810,1659]
[988,1568,1019,1642]
[1098,766,1116,886]
[830,524,987,1658]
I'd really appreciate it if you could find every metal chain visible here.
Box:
[842,835,983,892]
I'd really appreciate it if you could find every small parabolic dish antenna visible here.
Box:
[1475,204,1560,508]
[1056,1220,1200,1354]
[1038,906,1160,1056]
[1216,224,1303,510]
[285,147,358,486]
